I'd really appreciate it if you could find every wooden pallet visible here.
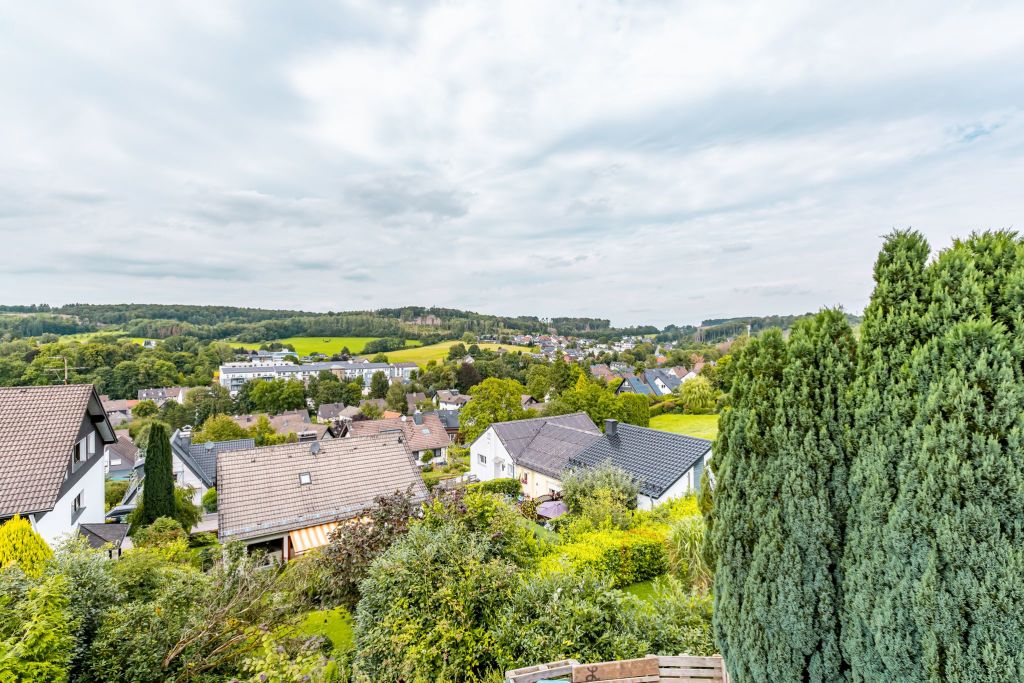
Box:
[506,655,730,683]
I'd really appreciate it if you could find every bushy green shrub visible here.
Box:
[643,576,716,656]
[132,517,186,548]
[0,514,52,578]
[493,572,649,669]
[201,487,217,513]
[353,524,519,681]
[472,477,522,497]
[0,573,77,682]
[561,463,639,516]
[539,527,667,587]
[420,489,542,566]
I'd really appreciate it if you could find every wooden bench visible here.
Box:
[505,655,729,683]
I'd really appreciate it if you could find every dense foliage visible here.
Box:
[713,231,1024,682]
[0,515,53,577]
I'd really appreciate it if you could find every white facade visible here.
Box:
[30,431,106,547]
[219,361,417,395]
[171,453,209,506]
[469,426,516,481]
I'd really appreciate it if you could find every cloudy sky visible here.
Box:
[2,1,1023,326]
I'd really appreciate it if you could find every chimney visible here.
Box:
[604,419,618,436]
[413,410,423,425]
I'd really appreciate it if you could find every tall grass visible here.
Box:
[667,516,713,592]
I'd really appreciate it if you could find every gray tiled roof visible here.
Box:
[514,423,602,479]
[568,423,712,498]
[79,522,129,549]
[217,433,428,542]
[0,384,114,516]
[434,409,460,431]
[487,412,599,460]
[171,431,254,488]
[317,403,346,421]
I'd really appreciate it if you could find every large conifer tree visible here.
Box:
[713,313,854,682]
[711,329,787,680]
[140,421,175,524]
[847,233,1024,680]
[842,231,932,678]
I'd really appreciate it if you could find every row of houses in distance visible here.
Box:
[218,360,417,395]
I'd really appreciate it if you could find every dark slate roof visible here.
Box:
[644,369,681,395]
[318,403,346,421]
[79,523,129,549]
[434,409,460,431]
[0,384,116,516]
[485,412,599,459]
[568,423,712,498]
[170,430,255,488]
[618,376,654,395]
[514,423,602,479]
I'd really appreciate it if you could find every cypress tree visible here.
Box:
[845,231,1024,680]
[712,313,855,682]
[140,421,175,524]
[842,231,932,679]
[711,329,787,680]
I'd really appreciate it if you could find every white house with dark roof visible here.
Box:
[0,384,117,547]
[568,419,713,510]
[169,429,255,507]
[469,413,601,497]
[469,414,712,508]
[435,389,471,411]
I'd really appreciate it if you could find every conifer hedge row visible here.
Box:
[712,231,1024,682]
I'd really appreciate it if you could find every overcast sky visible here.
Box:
[1,1,1023,327]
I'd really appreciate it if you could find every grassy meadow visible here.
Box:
[376,341,535,366]
[649,413,719,441]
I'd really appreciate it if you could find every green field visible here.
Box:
[376,341,535,366]
[58,330,126,342]
[650,413,719,441]
[227,336,421,356]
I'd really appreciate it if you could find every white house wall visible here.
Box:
[469,428,514,481]
[32,456,105,547]
[171,453,208,506]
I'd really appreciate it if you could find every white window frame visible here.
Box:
[87,432,96,456]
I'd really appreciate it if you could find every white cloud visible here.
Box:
[1,1,1023,325]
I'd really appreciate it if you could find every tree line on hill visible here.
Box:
[711,230,1024,681]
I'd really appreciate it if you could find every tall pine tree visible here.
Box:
[140,421,175,524]
[711,329,787,680]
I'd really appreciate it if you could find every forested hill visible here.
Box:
[0,303,857,343]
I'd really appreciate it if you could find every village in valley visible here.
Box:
[2,2,1021,681]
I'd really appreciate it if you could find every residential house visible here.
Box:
[347,411,452,465]
[216,434,429,562]
[231,410,331,442]
[405,392,427,414]
[589,364,619,382]
[569,420,712,510]
[317,402,346,422]
[521,394,541,409]
[435,409,461,441]
[169,429,255,507]
[104,433,140,480]
[100,396,138,427]
[643,369,682,396]
[0,385,117,547]
[615,375,655,396]
[469,414,712,509]
[137,387,188,407]
[435,389,471,411]
[469,413,600,497]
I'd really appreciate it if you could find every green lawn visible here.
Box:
[623,577,662,602]
[298,608,353,651]
[650,414,719,441]
[227,337,422,356]
[377,341,535,367]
